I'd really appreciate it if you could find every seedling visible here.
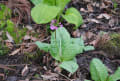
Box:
[85,58,120,81]
[36,27,94,74]
[31,0,83,29]
[0,4,27,43]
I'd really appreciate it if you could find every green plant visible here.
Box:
[30,0,83,29]
[36,27,94,74]
[112,0,118,9]
[0,41,9,55]
[85,58,120,81]
[0,4,27,43]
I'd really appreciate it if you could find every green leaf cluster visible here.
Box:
[0,4,11,20]
[36,27,94,74]
[31,0,83,29]
[0,41,9,56]
[0,4,27,43]
[86,58,120,81]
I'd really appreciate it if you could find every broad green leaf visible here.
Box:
[0,21,6,30]
[56,0,70,12]
[31,3,60,24]
[108,67,120,81]
[30,0,43,5]
[61,44,83,61]
[62,7,83,28]
[43,0,56,6]
[50,27,71,61]
[0,4,11,20]
[42,0,70,11]
[71,37,84,46]
[90,58,108,81]
[50,27,84,61]
[36,41,50,52]
[84,46,94,51]
[59,58,78,74]
[5,20,15,33]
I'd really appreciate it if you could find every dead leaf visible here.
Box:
[41,73,58,80]
[97,13,111,19]
[80,8,87,12]
[0,73,4,80]
[24,35,31,40]
[21,65,29,76]
[87,19,100,23]
[6,32,14,43]
[87,4,93,12]
[72,29,80,37]
[9,48,21,56]
[5,41,13,49]
[26,25,33,30]
[23,44,37,53]
[54,67,62,73]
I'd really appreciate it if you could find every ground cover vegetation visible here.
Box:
[0,0,120,81]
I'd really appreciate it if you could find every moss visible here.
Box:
[100,33,120,57]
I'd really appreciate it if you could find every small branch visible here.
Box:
[7,36,50,47]
[56,71,71,81]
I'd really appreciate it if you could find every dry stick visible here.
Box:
[4,64,30,67]
[7,36,50,47]
[56,71,71,81]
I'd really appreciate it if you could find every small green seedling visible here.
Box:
[0,4,27,43]
[112,0,118,9]
[36,27,94,74]
[85,58,120,81]
[31,0,83,29]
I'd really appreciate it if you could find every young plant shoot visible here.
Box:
[85,58,120,81]
[36,27,94,74]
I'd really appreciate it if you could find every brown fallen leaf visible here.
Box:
[87,19,100,23]
[6,32,14,43]
[97,13,111,19]
[21,65,29,76]
[0,73,4,80]
[41,72,58,80]
[87,4,93,12]
[0,64,16,71]
[9,48,21,56]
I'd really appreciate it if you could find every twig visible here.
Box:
[7,36,50,47]
[56,71,71,81]
[4,64,30,67]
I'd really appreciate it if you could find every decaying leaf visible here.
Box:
[21,65,29,76]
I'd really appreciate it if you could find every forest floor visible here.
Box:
[0,0,120,81]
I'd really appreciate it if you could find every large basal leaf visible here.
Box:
[43,0,56,6]
[30,0,43,5]
[90,58,108,81]
[62,7,83,28]
[36,41,50,52]
[50,27,85,61]
[84,46,94,51]
[71,37,84,46]
[31,3,60,24]
[56,0,70,12]
[61,44,84,61]
[108,67,120,81]
[50,27,71,61]
[59,58,78,74]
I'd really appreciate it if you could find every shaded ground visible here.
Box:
[0,0,120,81]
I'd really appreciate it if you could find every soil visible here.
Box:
[0,0,120,81]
